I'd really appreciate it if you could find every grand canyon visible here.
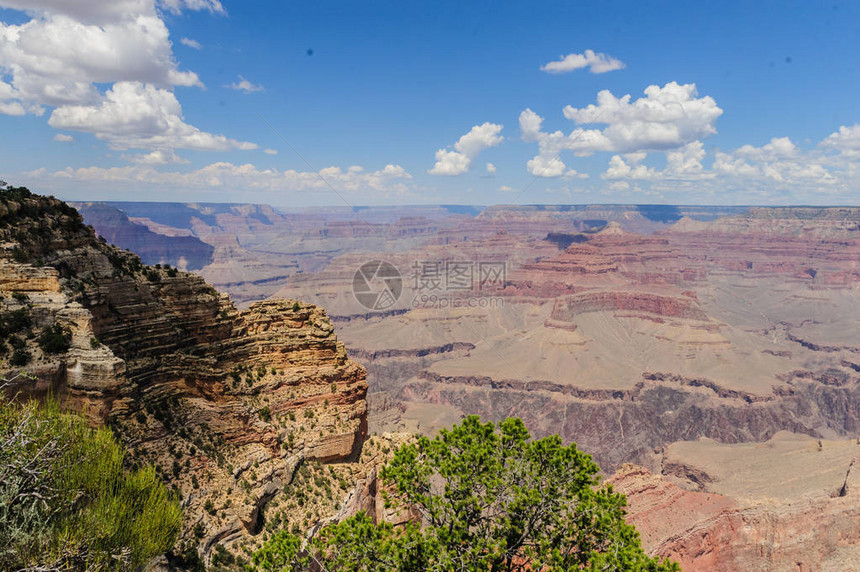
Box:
[23,197,850,570]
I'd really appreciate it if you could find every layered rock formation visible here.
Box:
[610,432,860,571]
[72,202,215,270]
[0,188,368,563]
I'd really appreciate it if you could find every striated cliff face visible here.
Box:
[71,202,215,271]
[0,188,368,562]
[610,454,860,571]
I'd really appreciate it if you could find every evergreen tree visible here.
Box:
[253,415,678,572]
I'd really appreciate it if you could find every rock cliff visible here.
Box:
[0,187,368,563]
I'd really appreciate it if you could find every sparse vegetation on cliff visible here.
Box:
[253,416,678,572]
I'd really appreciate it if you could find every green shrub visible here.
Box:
[10,347,31,366]
[1,308,32,334]
[259,406,272,423]
[37,323,72,354]
[12,246,28,263]
[0,396,182,571]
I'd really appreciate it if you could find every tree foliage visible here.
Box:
[36,323,72,354]
[253,416,678,572]
[0,388,182,571]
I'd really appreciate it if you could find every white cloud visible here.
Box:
[429,122,503,175]
[561,82,722,152]
[526,155,567,178]
[0,100,25,115]
[821,124,860,153]
[485,162,496,175]
[712,138,835,185]
[48,81,258,151]
[180,37,202,50]
[0,1,154,24]
[429,150,470,176]
[0,8,202,111]
[128,148,188,165]
[264,148,278,155]
[227,76,264,94]
[564,169,589,179]
[540,50,625,74]
[0,0,223,23]
[0,0,256,153]
[595,134,850,204]
[26,161,414,195]
[497,185,516,193]
[735,136,797,161]
[665,141,707,176]
[521,82,722,178]
[53,133,74,142]
[157,0,224,16]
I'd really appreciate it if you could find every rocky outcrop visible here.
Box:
[550,290,709,321]
[610,464,860,571]
[0,188,368,560]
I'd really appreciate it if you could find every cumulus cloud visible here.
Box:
[48,81,258,151]
[540,50,625,74]
[485,162,496,175]
[0,0,223,23]
[157,0,224,16]
[429,122,503,175]
[227,76,264,94]
[526,155,567,178]
[0,1,154,24]
[521,82,722,178]
[712,137,835,185]
[602,154,658,180]
[821,124,860,154]
[0,0,256,154]
[665,141,707,176]
[735,136,797,161]
[0,100,25,115]
[128,148,189,165]
[53,133,74,142]
[27,161,414,195]
[264,148,278,155]
[596,135,848,205]
[0,6,202,112]
[561,82,722,152]
[180,37,202,50]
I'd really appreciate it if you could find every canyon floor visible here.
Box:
[75,201,860,570]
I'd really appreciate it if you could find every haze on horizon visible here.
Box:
[1,0,859,207]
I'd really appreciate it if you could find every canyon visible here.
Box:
[48,197,860,570]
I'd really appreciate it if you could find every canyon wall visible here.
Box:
[0,189,368,564]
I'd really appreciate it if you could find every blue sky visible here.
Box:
[1,0,859,206]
